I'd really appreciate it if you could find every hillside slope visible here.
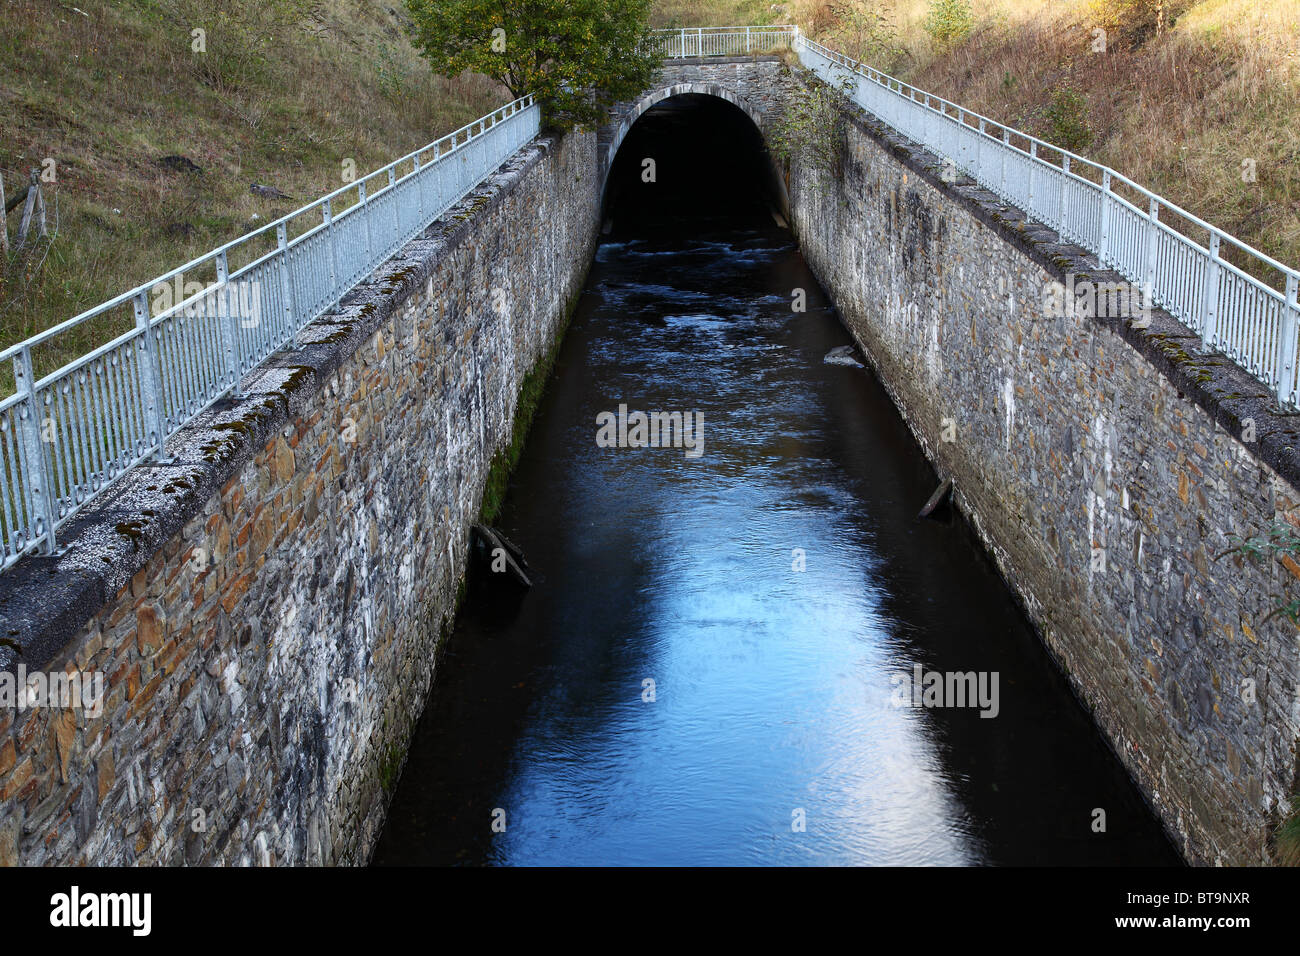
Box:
[0,0,503,369]
[788,0,1299,282]
[4,0,1295,373]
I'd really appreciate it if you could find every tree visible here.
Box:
[405,0,661,130]
[1088,0,1188,47]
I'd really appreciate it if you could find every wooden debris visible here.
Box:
[917,477,953,520]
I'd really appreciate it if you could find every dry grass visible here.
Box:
[777,0,1300,279]
[0,0,505,378]
[5,0,1296,379]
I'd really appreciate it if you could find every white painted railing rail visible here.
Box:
[4,25,1294,574]
[645,25,797,58]
[0,95,539,571]
[653,25,1300,415]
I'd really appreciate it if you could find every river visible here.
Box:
[372,206,1180,866]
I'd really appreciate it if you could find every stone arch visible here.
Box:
[601,82,789,217]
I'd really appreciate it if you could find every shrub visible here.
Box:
[923,0,974,53]
[826,0,905,71]
[1087,0,1192,47]
[770,75,856,187]
[1044,87,1093,152]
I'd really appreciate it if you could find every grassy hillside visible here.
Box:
[650,0,784,26]
[0,0,504,373]
[784,0,1299,282]
[3,0,1295,377]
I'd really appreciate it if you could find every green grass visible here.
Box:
[0,0,505,384]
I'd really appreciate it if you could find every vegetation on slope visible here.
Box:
[780,0,1300,280]
[0,0,505,370]
[4,0,1295,375]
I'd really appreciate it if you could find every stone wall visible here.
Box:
[0,130,599,865]
[786,92,1300,865]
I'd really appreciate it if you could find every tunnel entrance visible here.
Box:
[603,93,787,236]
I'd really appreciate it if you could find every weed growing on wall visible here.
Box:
[1216,521,1300,627]
[770,75,856,188]
[1277,794,1300,865]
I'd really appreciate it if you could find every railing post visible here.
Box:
[697,27,702,56]
[1098,170,1113,266]
[1000,128,1009,198]
[214,251,242,397]
[433,144,448,218]
[413,153,425,221]
[1027,141,1037,214]
[14,348,57,555]
[1143,198,1160,309]
[132,291,170,455]
[1060,155,1071,235]
[389,166,399,248]
[323,197,339,302]
[1277,273,1300,408]
[359,179,372,264]
[955,109,965,174]
[277,223,300,342]
[1199,232,1222,350]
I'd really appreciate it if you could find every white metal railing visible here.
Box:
[655,26,1300,418]
[646,25,797,58]
[0,95,539,571]
[5,26,1295,574]
[789,32,1300,409]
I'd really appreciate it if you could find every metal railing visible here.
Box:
[655,26,1300,417]
[5,25,1296,574]
[789,32,1300,410]
[646,25,797,58]
[0,95,539,571]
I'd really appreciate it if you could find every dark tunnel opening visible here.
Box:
[602,94,788,237]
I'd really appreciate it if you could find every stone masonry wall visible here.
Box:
[599,57,795,171]
[787,91,1300,864]
[0,130,599,865]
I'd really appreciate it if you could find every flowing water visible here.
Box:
[372,218,1180,866]
[374,94,1179,866]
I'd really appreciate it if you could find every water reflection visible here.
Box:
[373,225,1180,866]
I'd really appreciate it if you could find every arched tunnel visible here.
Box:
[602,93,789,236]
